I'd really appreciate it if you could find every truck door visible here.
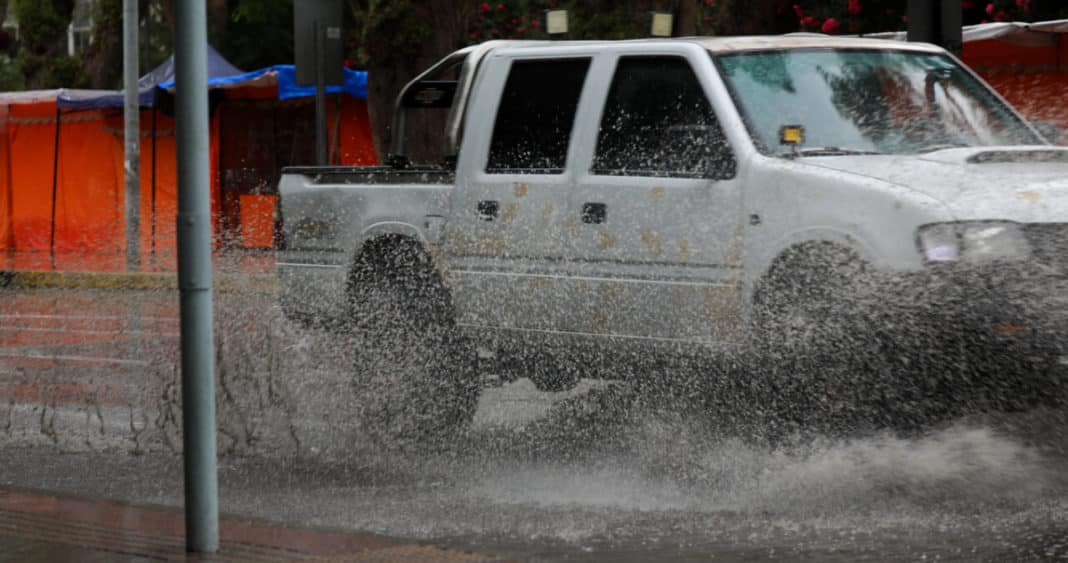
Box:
[444,55,592,333]
[562,54,744,343]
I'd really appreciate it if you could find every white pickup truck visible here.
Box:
[278,36,1067,441]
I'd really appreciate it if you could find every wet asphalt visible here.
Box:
[1,287,1067,561]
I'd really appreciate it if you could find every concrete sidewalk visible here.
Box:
[0,250,279,293]
[0,487,498,561]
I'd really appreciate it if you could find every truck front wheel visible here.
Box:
[347,237,481,450]
[749,244,884,434]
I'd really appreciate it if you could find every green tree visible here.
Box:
[8,0,84,89]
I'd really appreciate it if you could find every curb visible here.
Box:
[0,270,279,293]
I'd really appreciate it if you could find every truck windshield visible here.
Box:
[715,49,1043,156]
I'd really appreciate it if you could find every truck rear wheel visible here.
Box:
[348,238,481,449]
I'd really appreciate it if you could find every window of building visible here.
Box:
[68,0,95,56]
[486,58,591,174]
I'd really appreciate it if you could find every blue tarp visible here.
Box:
[57,45,367,109]
[57,44,243,109]
[156,64,368,101]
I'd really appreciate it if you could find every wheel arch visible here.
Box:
[747,230,877,311]
[344,228,457,327]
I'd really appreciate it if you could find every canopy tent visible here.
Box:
[0,48,376,271]
[869,19,1068,143]
[56,45,244,110]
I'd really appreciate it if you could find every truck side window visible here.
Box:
[486,58,591,174]
[593,56,735,179]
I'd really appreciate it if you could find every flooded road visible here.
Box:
[1,287,1066,561]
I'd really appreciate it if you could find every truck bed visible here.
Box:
[277,164,456,322]
[281,165,455,185]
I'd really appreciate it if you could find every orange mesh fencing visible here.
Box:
[0,104,12,251]
[1,89,377,268]
[961,38,1068,144]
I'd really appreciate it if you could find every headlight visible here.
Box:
[916,221,1031,264]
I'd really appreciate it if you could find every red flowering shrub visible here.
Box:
[464,0,1068,46]
[467,0,552,42]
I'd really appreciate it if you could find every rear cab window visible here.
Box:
[486,58,591,175]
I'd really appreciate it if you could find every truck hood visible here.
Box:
[801,147,1068,223]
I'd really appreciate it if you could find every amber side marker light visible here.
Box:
[993,323,1029,336]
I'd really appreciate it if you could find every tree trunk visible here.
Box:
[82,0,123,88]
[715,0,791,35]
[362,0,476,164]
[676,0,697,36]
[208,0,227,48]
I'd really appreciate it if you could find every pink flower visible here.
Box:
[531,19,540,28]
[994,9,1007,20]
[985,3,994,15]
[496,3,504,11]
[793,4,804,18]
[821,17,841,34]
[1016,0,1030,10]
[847,0,862,16]
[800,15,818,28]
[479,2,490,12]
[516,27,524,34]
[469,31,479,39]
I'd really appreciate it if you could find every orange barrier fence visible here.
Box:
[0,94,376,271]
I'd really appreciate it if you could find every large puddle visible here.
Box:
[1,287,1066,559]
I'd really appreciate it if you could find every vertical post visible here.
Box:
[314,21,328,165]
[150,106,158,264]
[49,106,60,268]
[174,0,219,554]
[124,0,141,270]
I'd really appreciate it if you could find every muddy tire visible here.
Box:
[348,238,480,450]
[749,244,881,435]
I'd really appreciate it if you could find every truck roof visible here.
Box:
[482,34,946,55]
[390,34,948,164]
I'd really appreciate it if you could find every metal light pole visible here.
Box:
[123,0,140,269]
[174,0,219,553]
[293,0,342,165]
[315,21,328,165]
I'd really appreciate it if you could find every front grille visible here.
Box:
[1025,223,1068,272]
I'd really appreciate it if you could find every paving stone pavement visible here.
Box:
[0,486,501,562]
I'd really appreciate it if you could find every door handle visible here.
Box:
[477,200,499,221]
[581,202,606,224]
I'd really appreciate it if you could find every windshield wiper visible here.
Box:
[782,147,883,158]
[916,142,970,153]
